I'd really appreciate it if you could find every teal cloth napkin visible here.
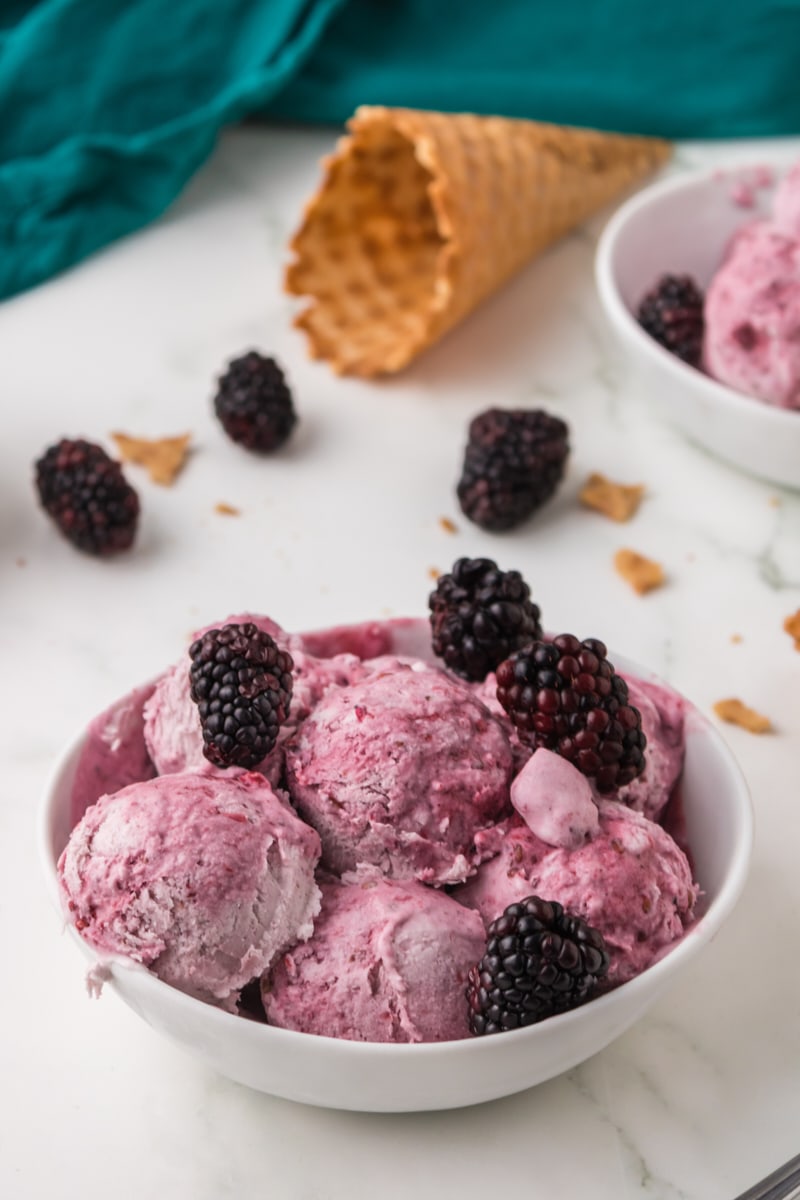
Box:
[2,0,799,301]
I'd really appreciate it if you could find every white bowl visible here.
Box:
[595,166,800,490]
[39,622,753,1112]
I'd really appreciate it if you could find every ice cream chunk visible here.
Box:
[262,876,485,1042]
[458,800,696,984]
[704,167,800,409]
[284,661,514,884]
[511,749,599,850]
[59,772,322,1010]
[617,675,685,822]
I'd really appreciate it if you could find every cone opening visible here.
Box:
[287,123,448,375]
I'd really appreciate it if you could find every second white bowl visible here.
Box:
[595,165,800,490]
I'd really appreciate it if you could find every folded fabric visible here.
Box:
[2,0,799,301]
[0,0,346,300]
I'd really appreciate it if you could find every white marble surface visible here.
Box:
[3,125,800,1199]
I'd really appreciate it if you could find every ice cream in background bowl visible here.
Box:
[595,160,800,490]
[40,610,752,1112]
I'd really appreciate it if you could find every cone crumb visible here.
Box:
[730,633,743,644]
[439,517,458,534]
[580,473,644,522]
[614,549,665,594]
[112,433,191,486]
[713,698,772,734]
[784,610,800,650]
[215,502,241,517]
[428,566,441,581]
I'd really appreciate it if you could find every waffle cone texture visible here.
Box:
[285,107,670,377]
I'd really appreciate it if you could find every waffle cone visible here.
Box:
[285,107,670,377]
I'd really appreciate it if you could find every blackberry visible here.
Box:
[429,557,542,682]
[466,896,609,1034]
[637,274,705,367]
[495,634,646,793]
[213,351,297,452]
[457,407,569,531]
[34,438,139,556]
[189,623,294,769]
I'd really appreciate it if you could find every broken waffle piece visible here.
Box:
[111,433,191,486]
[784,609,800,651]
[580,473,644,522]
[713,698,772,734]
[614,548,665,595]
[285,106,669,376]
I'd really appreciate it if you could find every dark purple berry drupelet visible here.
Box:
[495,634,646,793]
[457,407,569,532]
[429,557,542,682]
[213,351,298,452]
[189,623,294,769]
[34,438,139,557]
[466,896,610,1035]
[636,274,705,367]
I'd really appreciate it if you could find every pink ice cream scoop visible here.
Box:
[617,676,685,823]
[262,876,486,1042]
[704,167,800,409]
[58,771,322,1010]
[143,618,368,783]
[458,796,696,985]
[284,661,514,884]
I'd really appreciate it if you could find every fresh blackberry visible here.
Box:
[495,634,646,793]
[637,274,705,367]
[189,623,294,769]
[213,351,297,452]
[466,896,609,1034]
[34,438,139,556]
[457,408,569,531]
[429,557,542,681]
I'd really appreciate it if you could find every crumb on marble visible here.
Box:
[769,496,782,508]
[579,473,644,522]
[613,548,665,595]
[439,516,458,534]
[112,432,191,486]
[214,502,241,517]
[713,698,772,734]
[784,609,800,651]
[730,633,743,644]
[428,566,440,581]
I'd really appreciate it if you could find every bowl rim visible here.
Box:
[594,164,800,431]
[39,640,754,1060]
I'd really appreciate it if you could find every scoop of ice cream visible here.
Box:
[617,675,685,822]
[458,801,697,984]
[511,749,599,850]
[262,876,485,1042]
[143,633,366,783]
[773,163,800,240]
[456,817,551,923]
[284,661,514,884]
[58,772,322,1010]
[703,219,800,409]
[70,682,157,827]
